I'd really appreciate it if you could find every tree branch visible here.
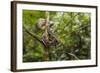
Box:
[71,24,90,34]
[23,25,46,47]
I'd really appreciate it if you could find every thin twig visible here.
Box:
[67,52,80,60]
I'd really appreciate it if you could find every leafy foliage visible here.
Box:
[23,10,91,62]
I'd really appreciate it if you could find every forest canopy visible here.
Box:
[23,10,91,62]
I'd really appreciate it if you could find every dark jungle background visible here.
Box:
[23,10,91,62]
